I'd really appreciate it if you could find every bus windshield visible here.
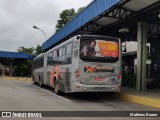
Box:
[80,38,119,61]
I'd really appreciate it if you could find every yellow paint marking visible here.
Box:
[1,76,32,82]
[116,93,160,109]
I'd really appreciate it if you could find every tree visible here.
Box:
[34,45,42,56]
[17,45,42,56]
[75,7,85,15]
[17,46,35,55]
[55,9,75,32]
[55,7,86,32]
[14,60,32,77]
[16,46,35,77]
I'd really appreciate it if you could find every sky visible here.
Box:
[0,0,93,52]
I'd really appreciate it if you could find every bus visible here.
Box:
[32,35,122,95]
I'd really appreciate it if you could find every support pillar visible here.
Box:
[136,22,147,92]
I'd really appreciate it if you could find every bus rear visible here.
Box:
[72,35,121,92]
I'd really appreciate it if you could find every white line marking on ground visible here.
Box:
[29,83,71,102]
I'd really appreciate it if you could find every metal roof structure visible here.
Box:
[0,51,35,60]
[42,0,160,51]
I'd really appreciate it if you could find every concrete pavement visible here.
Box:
[0,79,159,120]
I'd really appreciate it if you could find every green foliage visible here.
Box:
[14,60,32,77]
[34,45,42,56]
[75,7,85,15]
[16,45,42,77]
[55,7,85,32]
[17,46,35,55]
[55,9,75,32]
[17,45,42,56]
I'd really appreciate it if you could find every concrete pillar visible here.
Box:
[136,22,147,92]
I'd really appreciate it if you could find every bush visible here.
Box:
[14,60,32,77]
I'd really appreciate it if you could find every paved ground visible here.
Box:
[0,79,159,120]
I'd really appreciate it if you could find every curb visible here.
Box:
[115,93,160,109]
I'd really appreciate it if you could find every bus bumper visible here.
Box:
[71,82,121,92]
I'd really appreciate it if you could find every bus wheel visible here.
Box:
[33,80,36,85]
[32,77,36,85]
[54,81,61,95]
[39,77,43,88]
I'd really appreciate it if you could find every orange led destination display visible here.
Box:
[98,41,118,57]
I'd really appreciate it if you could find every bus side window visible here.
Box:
[53,51,57,65]
[66,42,72,64]
[48,53,50,66]
[58,47,66,64]
[50,52,53,65]
[66,43,72,54]
[59,47,63,56]
[57,50,59,57]
[63,47,66,55]
[47,53,52,66]
[51,51,54,65]
[66,54,71,64]
[47,53,49,66]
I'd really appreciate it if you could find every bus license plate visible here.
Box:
[93,77,104,82]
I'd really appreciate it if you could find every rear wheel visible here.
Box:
[54,80,61,95]
[39,76,43,88]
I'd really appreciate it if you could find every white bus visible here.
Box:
[32,35,122,95]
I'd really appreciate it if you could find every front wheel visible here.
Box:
[32,77,36,85]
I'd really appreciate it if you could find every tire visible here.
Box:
[32,76,36,85]
[54,80,61,95]
[33,80,36,85]
[39,77,43,88]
